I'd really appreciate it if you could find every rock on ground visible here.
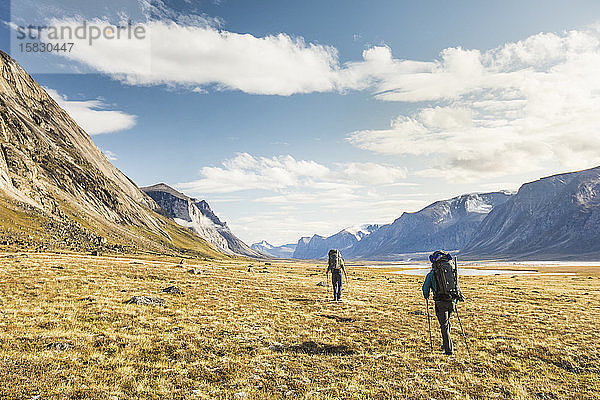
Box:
[162,286,184,295]
[124,296,165,306]
[46,342,71,351]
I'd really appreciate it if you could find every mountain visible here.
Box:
[250,240,296,258]
[461,166,600,260]
[347,192,512,260]
[142,183,262,257]
[0,50,221,257]
[292,224,380,259]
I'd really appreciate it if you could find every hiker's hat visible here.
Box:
[429,250,451,263]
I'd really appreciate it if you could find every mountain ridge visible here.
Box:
[0,50,222,257]
[461,166,600,260]
[142,183,262,257]
[250,240,297,258]
[344,192,512,260]
[292,224,381,259]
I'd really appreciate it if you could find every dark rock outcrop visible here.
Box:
[142,183,262,257]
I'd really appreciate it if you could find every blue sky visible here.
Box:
[2,1,600,245]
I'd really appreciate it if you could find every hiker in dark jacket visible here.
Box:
[326,249,347,301]
[422,251,460,355]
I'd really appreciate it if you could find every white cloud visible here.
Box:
[45,88,136,135]
[42,18,339,96]
[38,17,600,183]
[348,25,600,180]
[178,153,406,194]
[177,153,414,244]
[223,192,432,245]
[335,162,407,185]
[37,17,491,97]
[179,153,330,193]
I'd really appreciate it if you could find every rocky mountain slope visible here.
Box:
[292,224,380,259]
[0,50,220,257]
[250,240,296,258]
[142,183,262,257]
[347,192,512,260]
[461,166,600,260]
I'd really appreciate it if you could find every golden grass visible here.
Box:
[0,252,598,399]
[0,191,224,259]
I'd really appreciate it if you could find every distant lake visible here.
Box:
[357,263,581,276]
[390,268,537,276]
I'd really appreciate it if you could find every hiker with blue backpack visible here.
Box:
[422,250,466,356]
[326,249,347,301]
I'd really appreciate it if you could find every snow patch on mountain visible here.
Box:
[346,192,512,260]
[253,240,274,250]
[343,224,381,240]
[251,240,297,258]
[292,224,381,259]
[465,196,493,214]
[462,166,600,260]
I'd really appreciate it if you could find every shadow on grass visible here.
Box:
[319,314,356,323]
[272,340,355,355]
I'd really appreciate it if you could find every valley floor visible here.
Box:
[0,252,599,399]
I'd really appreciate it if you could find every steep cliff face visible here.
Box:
[0,52,153,218]
[142,183,262,257]
[462,167,600,260]
[0,50,220,257]
[292,224,380,259]
[348,192,512,260]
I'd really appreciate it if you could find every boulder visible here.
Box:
[124,296,165,306]
[162,286,183,295]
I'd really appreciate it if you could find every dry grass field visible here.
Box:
[0,252,598,399]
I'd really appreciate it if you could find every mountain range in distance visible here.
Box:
[345,192,512,261]
[292,224,381,259]
[250,240,297,258]
[253,165,600,261]
[258,193,511,261]
[461,166,600,260]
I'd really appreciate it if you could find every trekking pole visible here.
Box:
[343,267,349,289]
[454,304,472,360]
[425,298,433,351]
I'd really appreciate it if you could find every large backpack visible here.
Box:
[430,251,463,301]
[328,249,342,271]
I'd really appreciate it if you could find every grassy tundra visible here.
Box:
[0,253,598,399]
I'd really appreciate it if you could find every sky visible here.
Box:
[2,0,600,246]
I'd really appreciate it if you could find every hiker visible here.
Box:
[326,249,347,301]
[422,250,464,355]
